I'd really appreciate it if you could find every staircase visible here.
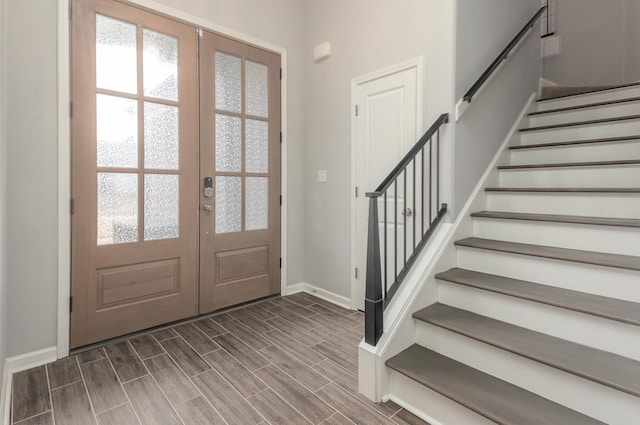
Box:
[385,83,640,425]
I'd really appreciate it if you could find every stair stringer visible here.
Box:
[358,92,537,415]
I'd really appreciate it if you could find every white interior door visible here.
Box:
[354,65,420,311]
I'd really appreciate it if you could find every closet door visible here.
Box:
[71,0,198,348]
[198,32,281,313]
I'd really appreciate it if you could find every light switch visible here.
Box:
[317,170,328,183]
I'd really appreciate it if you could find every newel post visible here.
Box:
[364,195,383,346]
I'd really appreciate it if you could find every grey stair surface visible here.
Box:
[486,187,640,193]
[529,96,640,116]
[470,210,640,228]
[509,135,640,150]
[436,268,640,326]
[413,304,640,397]
[498,159,640,170]
[454,237,640,271]
[519,114,640,132]
[386,344,605,425]
[538,82,640,101]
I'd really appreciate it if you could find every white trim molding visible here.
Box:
[286,282,352,311]
[57,0,290,357]
[1,347,58,425]
[350,56,425,311]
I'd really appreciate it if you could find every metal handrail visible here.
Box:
[364,114,449,346]
[463,6,547,103]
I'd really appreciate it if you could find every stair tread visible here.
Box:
[413,304,640,397]
[537,82,640,102]
[509,135,640,150]
[486,187,640,193]
[529,96,640,116]
[455,237,640,271]
[498,159,640,170]
[386,345,605,425]
[471,210,640,228]
[436,268,640,326]
[519,114,640,132]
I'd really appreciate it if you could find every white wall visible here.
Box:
[0,0,8,376]
[303,0,456,299]
[4,0,307,357]
[543,0,640,86]
[454,0,542,216]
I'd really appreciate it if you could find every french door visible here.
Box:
[70,0,281,348]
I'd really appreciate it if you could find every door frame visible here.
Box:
[350,57,424,311]
[57,0,289,358]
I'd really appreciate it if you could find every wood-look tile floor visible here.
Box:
[11,293,429,425]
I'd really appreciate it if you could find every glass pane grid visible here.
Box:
[215,114,242,172]
[144,174,180,241]
[144,102,179,170]
[143,29,179,101]
[215,176,242,234]
[97,94,138,168]
[97,173,138,245]
[245,177,268,231]
[96,14,138,94]
[215,51,242,113]
[245,60,269,118]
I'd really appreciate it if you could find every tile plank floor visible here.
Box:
[11,293,430,425]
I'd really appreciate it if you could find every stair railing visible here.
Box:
[365,113,449,346]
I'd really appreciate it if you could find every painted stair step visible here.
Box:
[435,268,640,326]
[470,211,640,228]
[386,344,605,425]
[454,237,640,272]
[519,115,640,133]
[537,82,640,102]
[497,159,640,170]
[485,187,640,193]
[529,96,640,116]
[413,304,640,397]
[509,135,640,151]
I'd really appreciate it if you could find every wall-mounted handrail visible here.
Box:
[364,114,449,346]
[463,6,547,103]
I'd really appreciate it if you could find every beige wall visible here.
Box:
[544,0,640,86]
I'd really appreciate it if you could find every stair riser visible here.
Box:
[499,165,640,188]
[486,192,640,219]
[415,323,640,425]
[456,247,640,302]
[537,86,640,111]
[510,141,640,165]
[521,120,640,145]
[530,102,640,127]
[388,371,497,425]
[437,281,640,360]
[472,218,640,256]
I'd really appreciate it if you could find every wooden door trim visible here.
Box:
[349,57,425,311]
[60,0,289,356]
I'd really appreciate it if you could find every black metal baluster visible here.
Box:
[394,180,398,283]
[421,147,424,238]
[429,137,433,225]
[384,191,388,296]
[403,168,407,266]
[412,158,416,250]
[437,129,440,210]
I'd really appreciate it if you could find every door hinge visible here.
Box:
[355,186,359,198]
[68,0,72,19]
[279,195,282,206]
[197,27,204,39]
[279,258,282,269]
[280,68,282,80]
[70,102,73,118]
[69,296,73,313]
[70,199,75,215]
[355,105,359,117]
[280,132,282,144]
[355,267,359,279]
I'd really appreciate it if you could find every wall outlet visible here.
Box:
[317,170,328,183]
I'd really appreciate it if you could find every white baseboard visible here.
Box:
[286,282,352,310]
[1,347,57,425]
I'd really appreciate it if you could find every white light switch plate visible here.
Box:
[317,170,328,183]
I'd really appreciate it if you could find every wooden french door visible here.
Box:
[198,32,281,313]
[71,0,198,348]
[71,1,281,347]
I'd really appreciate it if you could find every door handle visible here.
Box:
[402,208,413,217]
[203,204,213,213]
[204,177,213,198]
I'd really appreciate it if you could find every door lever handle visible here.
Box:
[203,204,213,213]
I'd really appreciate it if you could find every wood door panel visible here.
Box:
[217,246,269,282]
[211,276,272,311]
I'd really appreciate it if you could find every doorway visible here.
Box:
[351,60,423,311]
[70,0,281,348]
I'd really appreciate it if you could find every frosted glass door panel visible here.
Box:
[97,94,138,168]
[215,177,242,234]
[215,51,241,113]
[144,174,179,241]
[97,173,138,245]
[215,114,242,172]
[96,14,137,94]
[143,29,178,101]
[245,60,268,118]
[245,119,269,173]
[245,177,268,230]
[144,102,179,170]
